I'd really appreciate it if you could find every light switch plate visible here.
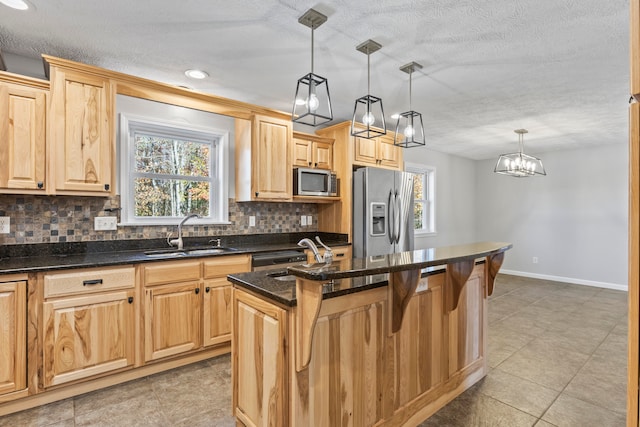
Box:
[94,216,118,231]
[0,216,9,234]
[307,215,313,226]
[249,216,256,227]
[301,215,307,226]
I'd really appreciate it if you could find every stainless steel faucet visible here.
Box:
[298,238,323,263]
[168,213,201,250]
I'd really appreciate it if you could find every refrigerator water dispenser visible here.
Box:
[370,202,386,236]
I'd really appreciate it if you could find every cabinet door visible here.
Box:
[42,290,135,387]
[292,137,312,168]
[0,281,26,396]
[144,282,201,362]
[632,0,640,96]
[313,141,333,170]
[377,139,402,169]
[252,115,292,200]
[353,137,378,166]
[203,278,232,347]
[233,289,287,426]
[49,67,113,194]
[0,83,46,191]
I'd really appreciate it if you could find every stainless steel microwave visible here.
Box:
[293,168,338,197]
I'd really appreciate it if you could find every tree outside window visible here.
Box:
[406,163,435,234]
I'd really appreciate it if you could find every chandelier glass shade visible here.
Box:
[292,9,333,126]
[394,62,425,148]
[494,129,546,177]
[351,39,386,139]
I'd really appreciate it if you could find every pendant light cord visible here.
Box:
[367,49,371,96]
[310,26,314,74]
[409,71,412,111]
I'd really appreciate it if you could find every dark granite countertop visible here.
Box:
[227,242,511,307]
[0,232,349,275]
[288,242,512,281]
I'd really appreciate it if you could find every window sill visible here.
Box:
[118,220,232,227]
[415,230,437,237]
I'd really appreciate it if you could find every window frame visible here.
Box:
[118,113,229,226]
[405,162,436,236]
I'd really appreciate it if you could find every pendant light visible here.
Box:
[292,8,333,126]
[394,62,425,148]
[494,129,546,177]
[351,39,386,139]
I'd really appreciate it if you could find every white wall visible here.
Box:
[407,149,478,250]
[475,143,628,289]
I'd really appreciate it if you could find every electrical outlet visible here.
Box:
[533,257,538,264]
[94,216,118,231]
[249,216,256,227]
[301,215,307,226]
[0,216,9,234]
[307,215,313,226]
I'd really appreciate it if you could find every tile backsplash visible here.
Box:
[0,195,318,245]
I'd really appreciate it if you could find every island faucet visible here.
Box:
[168,213,201,250]
[298,238,323,263]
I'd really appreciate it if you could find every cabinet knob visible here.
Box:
[205,287,210,293]
[128,297,134,304]
[37,181,43,189]
[104,184,110,191]
[308,161,312,167]
[195,287,200,294]
[314,162,318,168]
[255,192,259,198]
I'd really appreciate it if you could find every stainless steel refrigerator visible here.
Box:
[353,167,415,257]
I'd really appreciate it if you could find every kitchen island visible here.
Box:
[228,242,511,426]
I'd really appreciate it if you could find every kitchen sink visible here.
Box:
[143,249,187,257]
[186,247,238,255]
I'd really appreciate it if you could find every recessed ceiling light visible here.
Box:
[0,0,29,10]
[184,69,209,79]
[391,113,401,120]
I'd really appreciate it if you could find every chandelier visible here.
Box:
[494,129,546,177]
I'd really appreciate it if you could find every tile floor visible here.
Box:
[0,274,628,426]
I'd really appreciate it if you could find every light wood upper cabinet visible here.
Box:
[353,134,402,170]
[0,281,26,396]
[0,77,47,193]
[41,266,136,387]
[292,132,334,170]
[48,66,114,195]
[236,115,292,201]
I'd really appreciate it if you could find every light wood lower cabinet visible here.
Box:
[144,281,202,362]
[203,278,232,347]
[233,289,288,427]
[42,266,136,387]
[0,281,26,396]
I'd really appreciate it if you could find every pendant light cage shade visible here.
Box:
[292,8,333,126]
[293,72,333,126]
[394,110,425,148]
[351,39,386,139]
[351,94,386,139]
[494,129,546,177]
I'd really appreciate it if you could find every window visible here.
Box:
[119,115,228,225]
[405,163,435,234]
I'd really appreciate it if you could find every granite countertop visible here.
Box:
[288,242,512,281]
[0,232,349,275]
[227,242,512,307]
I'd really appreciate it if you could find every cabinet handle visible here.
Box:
[336,253,345,258]
[205,287,210,293]
[83,279,103,286]
[308,161,312,167]
[128,297,134,304]
[255,192,259,198]
[195,288,200,294]
[104,184,110,191]
[314,162,318,167]
[37,181,43,189]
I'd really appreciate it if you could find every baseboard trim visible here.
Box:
[500,269,628,292]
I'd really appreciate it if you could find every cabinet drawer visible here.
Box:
[144,260,201,286]
[44,266,135,298]
[203,255,251,279]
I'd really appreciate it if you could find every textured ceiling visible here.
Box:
[0,0,630,159]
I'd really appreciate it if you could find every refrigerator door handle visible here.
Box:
[388,190,395,244]
[394,191,401,244]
